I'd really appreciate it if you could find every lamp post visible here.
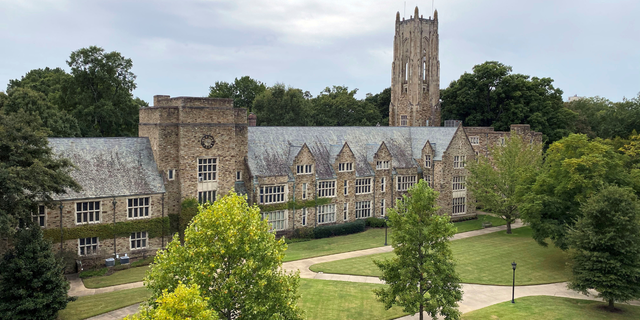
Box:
[384,216,390,246]
[511,261,517,303]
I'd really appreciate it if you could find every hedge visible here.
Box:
[43,216,170,244]
[365,217,388,228]
[313,220,366,239]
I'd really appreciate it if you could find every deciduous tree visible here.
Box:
[126,283,215,320]
[568,185,640,311]
[144,191,303,320]
[374,180,462,320]
[311,86,381,126]
[209,76,266,111]
[253,83,312,126]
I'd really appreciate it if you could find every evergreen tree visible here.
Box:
[0,226,73,319]
[568,185,640,311]
[374,180,462,320]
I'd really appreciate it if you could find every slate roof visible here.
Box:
[48,138,165,201]
[247,126,459,180]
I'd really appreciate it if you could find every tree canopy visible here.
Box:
[375,180,462,320]
[252,83,312,126]
[209,76,267,111]
[311,86,382,126]
[567,94,640,139]
[126,283,215,320]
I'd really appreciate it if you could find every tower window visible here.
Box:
[423,60,426,81]
[405,62,409,81]
[400,115,408,127]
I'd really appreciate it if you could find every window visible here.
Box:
[167,169,175,180]
[128,197,150,219]
[397,175,417,191]
[500,137,506,146]
[198,190,216,204]
[78,237,98,256]
[381,177,386,192]
[76,201,100,224]
[355,178,372,194]
[198,158,217,181]
[236,171,242,181]
[453,155,466,169]
[470,136,480,145]
[343,202,349,221]
[380,199,386,216]
[32,205,46,227]
[130,232,147,249]
[301,208,307,226]
[338,162,353,172]
[259,185,286,204]
[262,210,287,231]
[426,175,432,188]
[296,164,313,175]
[376,161,389,170]
[317,181,336,198]
[302,183,307,200]
[453,176,466,191]
[355,201,372,219]
[400,115,408,126]
[317,204,336,224]
[344,180,348,195]
[425,155,431,168]
[453,197,466,215]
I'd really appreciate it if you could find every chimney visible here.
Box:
[248,113,257,126]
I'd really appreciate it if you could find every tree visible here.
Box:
[365,87,391,125]
[209,76,267,111]
[144,191,303,320]
[520,134,633,250]
[0,110,80,239]
[0,226,74,319]
[252,83,312,126]
[126,283,215,320]
[374,180,462,320]
[6,67,73,109]
[567,94,640,140]
[311,86,381,126]
[441,61,575,144]
[66,46,143,137]
[568,185,640,311]
[467,134,542,234]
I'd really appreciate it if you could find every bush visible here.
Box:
[313,220,366,239]
[291,226,315,239]
[365,217,387,228]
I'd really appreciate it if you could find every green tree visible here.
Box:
[66,46,143,137]
[467,134,542,234]
[209,76,267,111]
[374,180,462,320]
[145,191,303,320]
[126,283,215,320]
[520,134,633,250]
[253,83,312,126]
[0,110,80,239]
[6,67,73,109]
[365,87,391,126]
[441,61,575,144]
[0,226,74,319]
[568,185,640,311]
[311,86,381,126]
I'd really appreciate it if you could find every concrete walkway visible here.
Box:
[85,303,141,320]
[67,273,144,297]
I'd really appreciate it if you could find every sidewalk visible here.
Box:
[67,274,144,297]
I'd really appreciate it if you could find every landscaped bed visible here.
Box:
[310,227,570,285]
[462,296,640,320]
[58,287,150,320]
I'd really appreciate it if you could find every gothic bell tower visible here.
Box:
[389,6,440,127]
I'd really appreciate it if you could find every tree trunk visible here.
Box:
[419,303,423,320]
[609,299,615,311]
[506,220,512,234]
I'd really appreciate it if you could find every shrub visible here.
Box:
[291,226,315,240]
[365,217,387,228]
[313,220,366,239]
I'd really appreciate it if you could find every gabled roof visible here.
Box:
[247,126,458,179]
[48,138,165,200]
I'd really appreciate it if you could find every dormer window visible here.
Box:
[296,164,313,175]
[338,162,353,172]
[425,155,431,168]
[469,136,480,145]
[376,161,390,170]
[454,155,466,169]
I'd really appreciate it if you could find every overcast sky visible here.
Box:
[1,0,638,103]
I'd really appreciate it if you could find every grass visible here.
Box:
[83,265,150,288]
[284,215,506,262]
[462,296,640,320]
[310,227,570,285]
[58,287,150,320]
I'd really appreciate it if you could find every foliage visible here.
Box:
[0,110,80,239]
[467,134,542,233]
[374,180,462,320]
[0,227,73,319]
[253,83,313,126]
[520,134,634,250]
[42,216,170,243]
[567,94,640,139]
[209,76,267,111]
[364,87,391,126]
[568,185,640,310]
[313,219,366,239]
[441,61,575,144]
[311,86,382,126]
[179,198,199,241]
[126,283,215,320]
[6,67,73,108]
[257,197,331,212]
[365,217,388,228]
[289,226,315,240]
[144,191,304,320]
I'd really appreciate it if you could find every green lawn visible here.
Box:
[310,227,570,285]
[58,287,150,320]
[285,215,506,262]
[462,296,640,320]
[83,266,150,289]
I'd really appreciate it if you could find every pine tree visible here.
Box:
[0,226,73,319]
[568,185,640,311]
